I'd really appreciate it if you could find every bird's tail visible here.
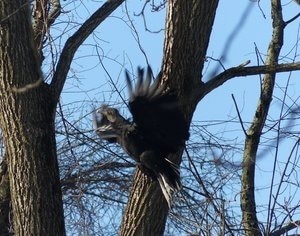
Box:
[157,158,181,208]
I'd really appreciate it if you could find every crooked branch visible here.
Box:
[269,220,300,236]
[203,61,300,98]
[50,0,125,103]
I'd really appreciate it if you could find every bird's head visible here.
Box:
[93,105,128,143]
[96,105,121,123]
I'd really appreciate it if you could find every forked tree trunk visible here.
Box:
[240,1,284,235]
[0,1,65,235]
[119,1,219,235]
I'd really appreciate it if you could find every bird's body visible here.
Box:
[94,66,189,207]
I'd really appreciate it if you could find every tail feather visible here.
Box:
[139,151,181,207]
[157,174,173,208]
[157,158,181,208]
[165,158,181,184]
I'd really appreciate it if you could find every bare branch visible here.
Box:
[32,0,61,61]
[285,12,300,26]
[50,0,125,104]
[204,62,300,97]
[231,94,248,137]
[185,147,235,236]
[269,220,300,236]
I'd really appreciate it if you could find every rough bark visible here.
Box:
[0,1,65,235]
[119,1,219,235]
[0,157,11,235]
[240,0,284,235]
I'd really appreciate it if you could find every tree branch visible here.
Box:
[50,0,125,103]
[285,12,300,25]
[231,94,248,137]
[269,220,300,236]
[32,0,61,62]
[203,61,300,97]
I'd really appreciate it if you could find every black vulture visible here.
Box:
[93,66,189,207]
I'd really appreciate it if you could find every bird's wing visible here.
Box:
[125,66,189,153]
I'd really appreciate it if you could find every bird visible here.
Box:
[93,66,189,207]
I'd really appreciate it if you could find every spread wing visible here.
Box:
[125,66,189,154]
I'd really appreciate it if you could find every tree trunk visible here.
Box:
[119,1,219,235]
[0,1,65,235]
[240,1,284,235]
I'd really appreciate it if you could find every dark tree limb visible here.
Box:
[203,61,300,99]
[50,0,125,103]
[285,12,300,25]
[269,220,300,236]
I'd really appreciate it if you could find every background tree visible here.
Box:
[0,0,299,235]
[0,0,123,235]
[0,1,65,235]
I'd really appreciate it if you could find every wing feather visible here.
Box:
[126,66,189,154]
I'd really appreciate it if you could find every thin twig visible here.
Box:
[231,94,248,137]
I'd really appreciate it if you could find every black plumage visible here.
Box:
[94,66,189,207]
